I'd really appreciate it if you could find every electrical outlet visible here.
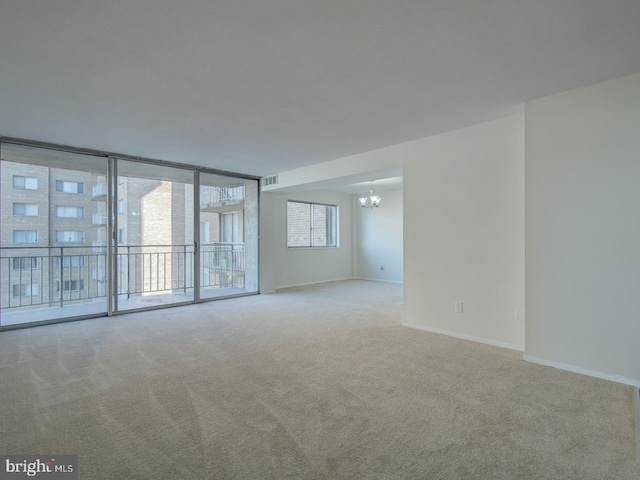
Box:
[455,302,463,313]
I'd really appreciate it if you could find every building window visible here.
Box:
[13,284,39,297]
[55,255,86,268]
[13,257,38,270]
[56,180,84,194]
[200,221,210,243]
[13,203,39,216]
[118,199,124,214]
[287,200,338,248]
[118,229,124,244]
[56,206,85,218]
[13,176,38,190]
[13,230,38,244]
[56,279,85,292]
[221,212,238,243]
[56,231,85,243]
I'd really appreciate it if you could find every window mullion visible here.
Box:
[309,203,314,248]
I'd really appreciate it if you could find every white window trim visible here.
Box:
[286,200,339,249]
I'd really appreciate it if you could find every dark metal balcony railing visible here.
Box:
[200,242,245,291]
[0,243,245,310]
[116,244,194,298]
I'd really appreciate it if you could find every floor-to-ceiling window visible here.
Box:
[0,140,259,328]
[113,160,196,312]
[0,143,108,326]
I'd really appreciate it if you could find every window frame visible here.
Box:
[12,230,38,244]
[55,255,86,268]
[13,203,39,217]
[13,257,39,270]
[56,279,85,292]
[55,230,86,243]
[56,206,85,218]
[12,176,38,190]
[13,283,39,297]
[55,180,84,194]
[286,200,339,249]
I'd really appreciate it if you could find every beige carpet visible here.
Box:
[0,280,637,479]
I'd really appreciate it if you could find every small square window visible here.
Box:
[287,201,338,248]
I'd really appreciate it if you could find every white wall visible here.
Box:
[525,73,640,386]
[260,190,354,290]
[355,188,403,283]
[403,115,525,350]
[264,115,525,349]
[259,74,640,389]
[259,192,277,293]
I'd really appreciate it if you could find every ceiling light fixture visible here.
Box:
[359,181,381,208]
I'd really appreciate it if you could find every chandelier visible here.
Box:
[359,181,381,208]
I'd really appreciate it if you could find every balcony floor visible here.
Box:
[0,287,250,327]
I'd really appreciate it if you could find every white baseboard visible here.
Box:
[523,355,640,388]
[276,277,402,290]
[403,323,640,388]
[402,322,524,352]
[635,388,640,464]
[355,276,403,285]
[276,277,354,291]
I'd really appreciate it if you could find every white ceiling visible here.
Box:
[326,176,403,196]
[1,0,640,178]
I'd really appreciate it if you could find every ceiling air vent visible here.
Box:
[261,175,278,187]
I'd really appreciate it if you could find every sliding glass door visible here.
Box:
[113,160,195,312]
[198,173,258,299]
[0,140,259,328]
